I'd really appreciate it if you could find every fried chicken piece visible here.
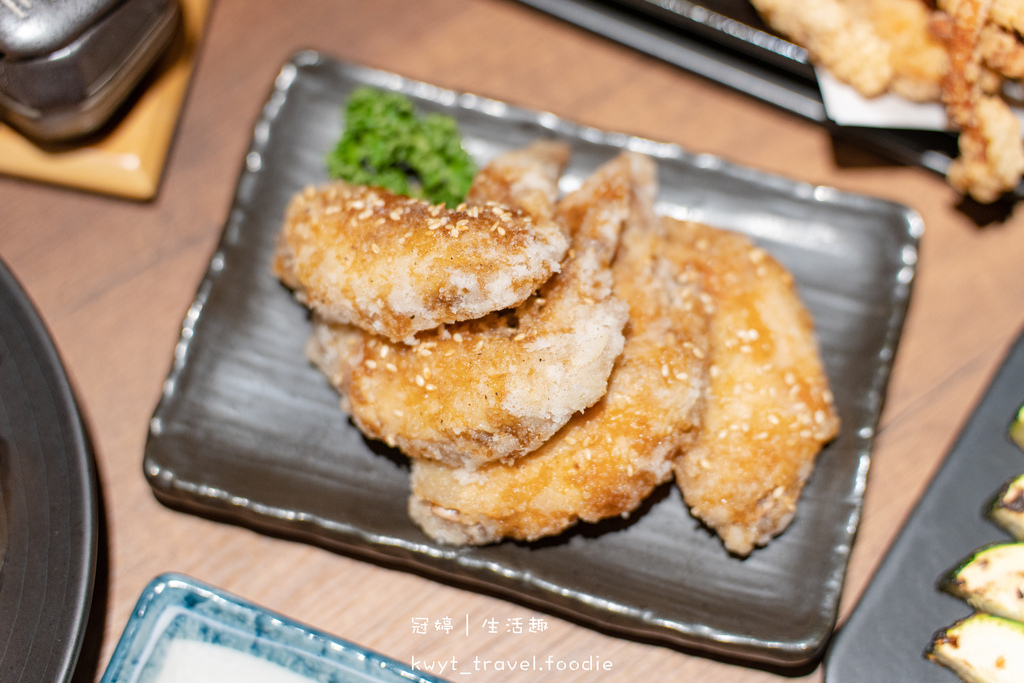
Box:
[868,0,949,101]
[978,23,1024,78]
[946,95,1024,201]
[309,150,640,469]
[273,142,570,344]
[753,0,1024,202]
[669,220,839,557]
[408,172,710,545]
[751,0,893,97]
[465,139,569,223]
[937,0,1024,202]
[988,0,1024,34]
[752,0,947,100]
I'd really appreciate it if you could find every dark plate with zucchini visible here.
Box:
[826,329,1024,682]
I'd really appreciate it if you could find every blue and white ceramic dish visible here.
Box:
[101,573,449,683]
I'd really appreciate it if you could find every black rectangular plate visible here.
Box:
[144,52,920,667]
[826,329,1024,681]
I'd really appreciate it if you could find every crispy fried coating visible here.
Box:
[287,141,839,551]
[752,0,1024,202]
[752,0,947,100]
[308,150,640,469]
[991,0,1024,33]
[868,0,949,101]
[936,0,1024,202]
[668,220,840,557]
[751,0,887,97]
[977,23,1024,78]
[757,0,948,99]
[945,95,1024,201]
[465,140,569,224]
[408,174,710,545]
[273,142,570,344]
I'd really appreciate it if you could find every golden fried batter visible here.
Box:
[309,151,641,469]
[869,0,949,101]
[936,0,1024,202]
[977,23,1024,78]
[408,174,711,545]
[751,0,1024,202]
[752,0,946,100]
[991,0,1024,33]
[273,142,570,344]
[753,0,891,96]
[465,139,569,224]
[285,139,840,552]
[668,220,840,556]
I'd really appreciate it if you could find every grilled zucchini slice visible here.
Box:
[1009,405,1024,451]
[941,542,1024,621]
[927,613,1024,682]
[988,474,1024,540]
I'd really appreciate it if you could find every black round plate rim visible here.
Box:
[0,257,98,683]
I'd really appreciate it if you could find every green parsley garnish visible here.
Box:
[326,86,477,208]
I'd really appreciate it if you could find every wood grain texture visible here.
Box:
[3,1,1024,681]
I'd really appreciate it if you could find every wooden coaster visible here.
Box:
[0,0,210,200]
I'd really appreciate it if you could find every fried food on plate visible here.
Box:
[408,168,711,545]
[669,219,840,556]
[307,148,636,469]
[751,0,1024,202]
[280,133,840,552]
[273,141,570,344]
[750,0,947,100]
[934,0,1024,203]
[465,139,569,223]
[867,0,950,101]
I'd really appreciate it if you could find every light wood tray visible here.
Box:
[0,0,209,200]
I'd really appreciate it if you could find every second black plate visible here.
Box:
[826,328,1024,681]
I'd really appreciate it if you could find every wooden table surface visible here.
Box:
[3,1,1024,681]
